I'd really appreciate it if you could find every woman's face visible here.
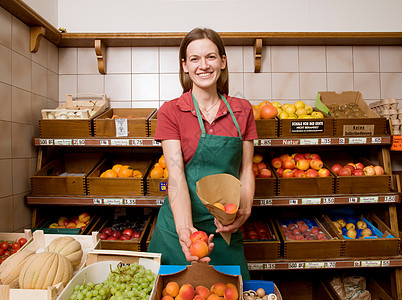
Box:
[182,38,226,92]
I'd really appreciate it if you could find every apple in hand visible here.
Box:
[190,231,208,244]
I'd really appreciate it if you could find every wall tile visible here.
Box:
[0,196,13,232]
[105,74,131,101]
[226,46,243,73]
[229,73,244,99]
[0,159,12,197]
[0,7,11,48]
[13,192,32,230]
[32,37,48,68]
[160,47,179,73]
[32,62,48,97]
[12,123,34,159]
[12,158,31,194]
[380,46,402,72]
[353,73,380,99]
[48,42,59,73]
[132,101,159,109]
[132,47,159,73]
[11,16,31,59]
[59,75,77,100]
[106,47,131,74]
[47,70,59,101]
[132,74,159,100]
[0,44,11,84]
[0,121,11,159]
[78,48,99,75]
[32,94,48,130]
[244,46,271,73]
[272,73,299,100]
[110,101,133,109]
[244,73,271,100]
[0,82,11,121]
[353,46,379,72]
[327,46,353,72]
[272,46,298,72]
[59,48,77,74]
[12,52,31,91]
[12,87,31,124]
[77,75,104,94]
[300,73,327,100]
[381,73,402,99]
[327,73,354,92]
[299,46,326,72]
[160,74,182,101]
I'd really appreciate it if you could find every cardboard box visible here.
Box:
[152,262,243,300]
[243,280,283,300]
[94,108,156,137]
[317,91,388,136]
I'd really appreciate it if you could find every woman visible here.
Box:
[148,27,257,280]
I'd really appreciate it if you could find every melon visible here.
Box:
[19,252,73,289]
[0,250,35,288]
[47,236,83,267]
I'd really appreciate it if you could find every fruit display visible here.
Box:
[241,220,274,240]
[100,164,143,178]
[161,281,239,300]
[274,100,320,120]
[99,214,148,241]
[327,102,368,118]
[270,152,330,178]
[253,153,272,178]
[243,287,276,300]
[279,219,329,241]
[330,162,385,176]
[252,101,278,120]
[47,236,83,267]
[68,262,156,300]
[332,218,375,239]
[48,212,91,229]
[150,155,168,179]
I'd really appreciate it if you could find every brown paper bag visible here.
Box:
[196,173,242,245]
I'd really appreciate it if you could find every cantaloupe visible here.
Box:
[0,250,35,288]
[47,236,83,267]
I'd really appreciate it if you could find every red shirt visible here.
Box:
[155,91,258,165]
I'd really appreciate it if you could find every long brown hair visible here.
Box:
[179,28,229,95]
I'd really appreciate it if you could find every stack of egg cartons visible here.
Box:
[369,98,401,135]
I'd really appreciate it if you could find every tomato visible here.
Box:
[0,257,6,264]
[4,250,11,256]
[0,242,9,250]
[0,248,4,256]
[18,238,27,246]
[11,242,21,251]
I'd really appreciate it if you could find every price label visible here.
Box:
[156,199,164,206]
[103,198,123,205]
[259,199,272,206]
[93,198,103,205]
[349,197,358,203]
[354,261,361,267]
[371,137,382,144]
[320,138,331,145]
[288,262,304,269]
[305,262,325,269]
[248,263,264,270]
[323,197,335,204]
[289,199,299,205]
[360,260,381,267]
[325,262,336,268]
[282,139,299,146]
[381,260,390,267]
[100,140,109,145]
[124,199,136,205]
[260,139,271,146]
[338,138,345,144]
[111,139,129,146]
[253,140,259,146]
[39,138,53,145]
[300,139,319,145]
[115,119,128,137]
[301,198,321,205]
[391,135,402,151]
[132,139,143,146]
[262,263,276,270]
[73,139,85,145]
[360,196,378,203]
[385,196,396,203]
[349,138,367,144]
[54,139,72,145]
[153,140,161,146]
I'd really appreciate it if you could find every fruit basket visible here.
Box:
[39,94,109,137]
[93,108,156,137]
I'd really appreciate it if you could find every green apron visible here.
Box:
[148,93,250,280]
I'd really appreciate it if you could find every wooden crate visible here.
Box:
[39,119,93,137]
[255,176,276,197]
[30,153,103,196]
[318,91,389,136]
[255,118,278,138]
[146,176,168,196]
[276,215,343,260]
[148,110,158,137]
[86,153,153,196]
[325,213,400,257]
[278,110,334,137]
[243,219,281,261]
[144,213,157,252]
[94,108,156,137]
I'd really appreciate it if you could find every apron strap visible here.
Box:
[191,92,242,139]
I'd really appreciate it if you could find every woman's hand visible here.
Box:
[214,207,251,234]
[177,227,214,263]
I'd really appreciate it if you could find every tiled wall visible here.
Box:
[0,7,59,232]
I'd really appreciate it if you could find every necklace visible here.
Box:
[198,99,220,117]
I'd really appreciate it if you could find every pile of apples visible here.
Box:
[99,227,142,241]
[280,220,328,241]
[240,220,273,240]
[252,153,272,178]
[49,212,90,229]
[330,162,384,176]
[161,281,238,300]
[332,218,373,239]
[271,152,331,178]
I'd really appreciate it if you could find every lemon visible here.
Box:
[288,113,297,119]
[299,114,312,119]
[311,111,324,118]
[278,111,289,119]
[276,107,283,114]
[294,100,305,109]
[295,108,308,116]
[272,101,281,109]
[305,105,313,114]
[282,103,290,110]
[285,105,296,115]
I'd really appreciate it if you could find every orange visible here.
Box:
[163,168,168,178]
[158,155,167,169]
[257,100,272,110]
[112,164,123,174]
[100,169,118,177]
[132,170,143,178]
[260,104,278,119]
[118,166,134,177]
[150,166,164,178]
[252,106,261,120]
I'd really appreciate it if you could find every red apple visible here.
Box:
[257,162,267,171]
[303,153,312,159]
[343,164,355,173]
[310,227,320,235]
[331,163,343,174]
[283,169,295,178]
[318,168,330,177]
[253,153,263,164]
[78,212,91,223]
[294,169,307,177]
[346,162,356,169]
[352,169,365,176]
[133,231,141,239]
[363,165,376,176]
[190,231,209,243]
[252,164,259,177]
[276,168,284,177]
[111,230,121,238]
[306,169,319,177]
[107,236,118,240]
[120,234,131,240]
[295,159,310,171]
[355,162,364,170]
[99,233,108,240]
[310,159,323,170]
[338,167,352,176]
[101,227,112,236]
[258,168,272,178]
[293,153,305,162]
[271,157,282,169]
[282,157,295,169]
[279,154,290,161]
[374,165,384,175]
[310,153,321,161]
[123,228,134,237]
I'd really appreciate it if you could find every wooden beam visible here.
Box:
[30,26,45,52]
[254,38,262,73]
[94,39,106,74]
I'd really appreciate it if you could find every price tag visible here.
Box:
[73,139,85,145]
[153,140,161,146]
[111,139,130,146]
[305,262,325,269]
[381,260,390,267]
[156,199,164,206]
[93,198,103,205]
[103,198,123,205]
[354,261,361,267]
[338,138,345,144]
[132,139,143,146]
[359,196,378,203]
[300,139,319,145]
[391,135,402,151]
[371,137,382,144]
[115,119,128,137]
[124,199,136,205]
[288,262,304,269]
[320,138,331,145]
[54,139,72,145]
[385,196,396,203]
[39,138,54,145]
[259,199,272,206]
[248,263,264,270]
[263,263,276,270]
[349,197,358,203]
[360,260,381,267]
[349,138,367,144]
[301,198,321,205]
[282,139,299,146]
[289,199,299,205]
[324,262,336,268]
[100,140,109,146]
[323,197,335,204]
[253,140,259,146]
[260,139,271,146]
